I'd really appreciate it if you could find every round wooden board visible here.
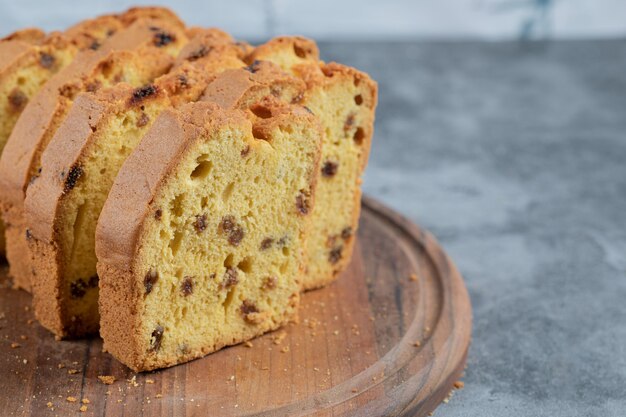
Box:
[0,197,471,417]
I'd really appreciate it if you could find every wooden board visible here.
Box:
[0,197,471,416]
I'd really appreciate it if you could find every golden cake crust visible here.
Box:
[1,28,46,44]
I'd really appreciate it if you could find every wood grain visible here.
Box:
[0,197,471,416]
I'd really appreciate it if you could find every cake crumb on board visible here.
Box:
[98,375,116,384]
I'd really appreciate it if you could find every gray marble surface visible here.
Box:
[317,40,626,416]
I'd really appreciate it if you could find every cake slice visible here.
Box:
[24,31,249,338]
[248,37,378,289]
[0,6,184,275]
[0,18,187,293]
[96,100,321,371]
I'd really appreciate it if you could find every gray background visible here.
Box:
[2,0,626,415]
[1,0,626,41]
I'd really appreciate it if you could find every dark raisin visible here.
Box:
[240,299,259,315]
[221,267,238,289]
[353,127,365,145]
[70,279,87,299]
[341,227,353,240]
[154,209,162,220]
[329,246,343,264]
[244,60,261,73]
[321,161,338,177]
[153,31,175,47]
[89,41,101,50]
[194,214,208,233]
[210,273,216,280]
[150,325,164,352]
[241,145,250,157]
[25,229,32,240]
[136,113,150,127]
[344,113,356,133]
[8,88,27,111]
[228,227,244,246]
[354,94,363,105]
[63,165,83,193]
[39,52,55,69]
[130,85,158,105]
[295,191,311,215]
[262,276,277,290]
[181,277,193,296]
[144,269,159,294]
[187,45,210,61]
[220,215,235,233]
[88,275,99,288]
[177,74,189,88]
[260,238,273,250]
[219,216,244,246]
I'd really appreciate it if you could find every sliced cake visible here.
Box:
[24,31,249,338]
[96,100,321,371]
[0,18,188,293]
[248,37,378,289]
[0,6,184,275]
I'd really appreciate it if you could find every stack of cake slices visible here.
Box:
[0,7,377,371]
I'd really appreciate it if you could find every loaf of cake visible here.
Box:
[96,99,321,371]
[249,37,378,289]
[24,30,249,338]
[0,17,187,294]
[0,7,183,261]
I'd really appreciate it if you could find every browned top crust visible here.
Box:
[0,18,182,208]
[174,29,250,67]
[0,39,37,74]
[63,7,184,51]
[200,61,305,110]
[116,6,185,29]
[247,36,319,64]
[1,28,46,44]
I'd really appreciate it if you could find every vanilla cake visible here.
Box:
[24,31,248,338]
[249,37,377,289]
[0,7,184,261]
[0,17,187,295]
[96,100,321,370]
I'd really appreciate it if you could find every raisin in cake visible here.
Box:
[24,30,249,338]
[0,18,187,294]
[96,100,321,371]
[249,37,378,289]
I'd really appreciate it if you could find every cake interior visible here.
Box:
[102,103,319,369]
